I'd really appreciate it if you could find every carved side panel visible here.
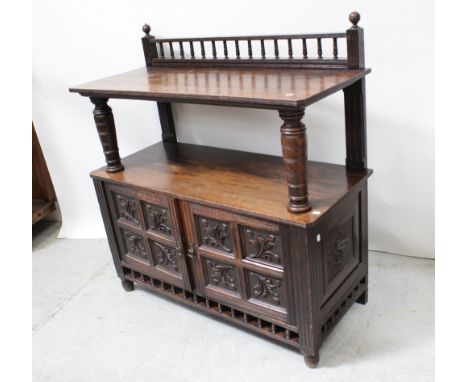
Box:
[248,271,285,308]
[205,259,238,292]
[241,227,282,267]
[324,217,355,283]
[143,202,173,237]
[196,216,233,254]
[121,229,148,263]
[114,193,140,227]
[150,240,179,274]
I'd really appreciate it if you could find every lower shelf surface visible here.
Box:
[91,142,372,227]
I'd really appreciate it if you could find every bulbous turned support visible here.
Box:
[279,108,311,213]
[90,97,124,173]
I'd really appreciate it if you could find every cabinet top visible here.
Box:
[90,142,372,227]
[69,66,370,109]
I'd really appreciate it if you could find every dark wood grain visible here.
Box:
[144,31,349,70]
[346,12,365,69]
[91,144,370,367]
[279,108,311,213]
[91,142,371,227]
[70,67,370,109]
[93,179,125,280]
[32,199,56,225]
[74,11,371,368]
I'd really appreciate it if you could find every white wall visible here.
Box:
[32,0,434,258]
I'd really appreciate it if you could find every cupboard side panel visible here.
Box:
[93,179,124,279]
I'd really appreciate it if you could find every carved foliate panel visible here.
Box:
[143,202,173,237]
[197,216,233,254]
[121,229,148,263]
[248,272,284,307]
[114,193,140,227]
[325,218,355,282]
[150,240,179,274]
[205,259,238,292]
[241,227,282,266]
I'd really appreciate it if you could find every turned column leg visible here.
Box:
[279,108,311,213]
[90,97,124,173]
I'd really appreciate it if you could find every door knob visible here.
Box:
[187,243,196,259]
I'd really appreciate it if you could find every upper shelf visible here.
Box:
[69,66,370,109]
[70,12,369,109]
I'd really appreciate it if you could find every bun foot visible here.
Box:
[304,354,319,368]
[121,279,134,292]
[357,289,368,305]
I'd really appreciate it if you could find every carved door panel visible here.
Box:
[317,193,361,304]
[106,183,192,290]
[180,201,289,323]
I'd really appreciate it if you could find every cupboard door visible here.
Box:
[106,183,192,290]
[317,191,361,304]
[180,201,289,323]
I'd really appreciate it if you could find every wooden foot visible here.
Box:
[356,289,368,305]
[303,354,319,368]
[121,279,134,292]
[90,97,124,173]
[279,108,311,214]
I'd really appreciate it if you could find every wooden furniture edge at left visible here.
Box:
[33,123,57,224]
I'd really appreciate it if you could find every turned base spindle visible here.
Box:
[90,97,124,173]
[279,108,311,213]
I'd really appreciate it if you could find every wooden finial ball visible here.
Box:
[142,24,151,35]
[349,12,360,26]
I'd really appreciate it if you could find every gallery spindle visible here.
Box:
[169,42,174,58]
[200,41,206,58]
[190,41,195,58]
[179,41,184,58]
[288,38,293,58]
[212,40,217,58]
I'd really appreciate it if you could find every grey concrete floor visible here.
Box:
[33,224,434,382]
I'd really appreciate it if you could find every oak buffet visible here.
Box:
[69,12,372,368]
